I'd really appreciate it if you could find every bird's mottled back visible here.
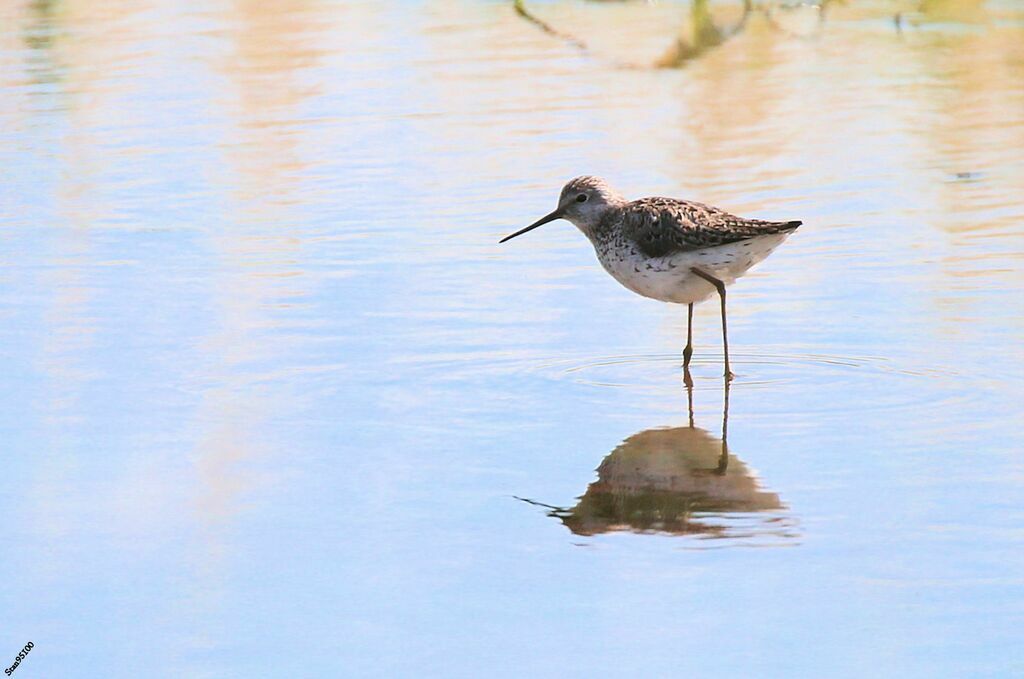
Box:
[605,197,801,258]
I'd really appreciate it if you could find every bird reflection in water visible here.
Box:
[520,373,797,543]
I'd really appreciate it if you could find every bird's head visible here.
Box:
[500,176,625,243]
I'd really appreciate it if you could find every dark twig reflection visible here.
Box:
[513,0,588,53]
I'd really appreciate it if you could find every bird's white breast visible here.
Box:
[594,233,791,304]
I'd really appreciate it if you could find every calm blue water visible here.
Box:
[2,0,1023,676]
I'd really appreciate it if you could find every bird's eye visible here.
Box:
[576,194,588,203]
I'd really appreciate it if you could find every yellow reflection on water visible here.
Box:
[193,0,334,531]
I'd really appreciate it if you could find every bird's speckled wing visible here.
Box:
[610,197,801,258]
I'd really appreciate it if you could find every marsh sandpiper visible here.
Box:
[500,176,801,381]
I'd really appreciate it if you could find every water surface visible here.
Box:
[1,0,1023,676]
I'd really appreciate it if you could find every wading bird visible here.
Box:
[501,176,800,379]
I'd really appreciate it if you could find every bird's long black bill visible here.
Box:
[499,209,563,243]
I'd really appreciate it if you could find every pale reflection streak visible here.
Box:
[191,0,329,552]
[895,1,1024,344]
[21,0,160,572]
[908,1,1024,233]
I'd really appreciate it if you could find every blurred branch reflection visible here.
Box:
[656,0,752,68]
[513,0,753,68]
[513,0,848,68]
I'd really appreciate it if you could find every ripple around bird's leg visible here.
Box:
[528,350,974,417]
[389,347,975,418]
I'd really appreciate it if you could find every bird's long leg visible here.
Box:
[682,302,695,387]
[683,303,694,367]
[690,268,733,381]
